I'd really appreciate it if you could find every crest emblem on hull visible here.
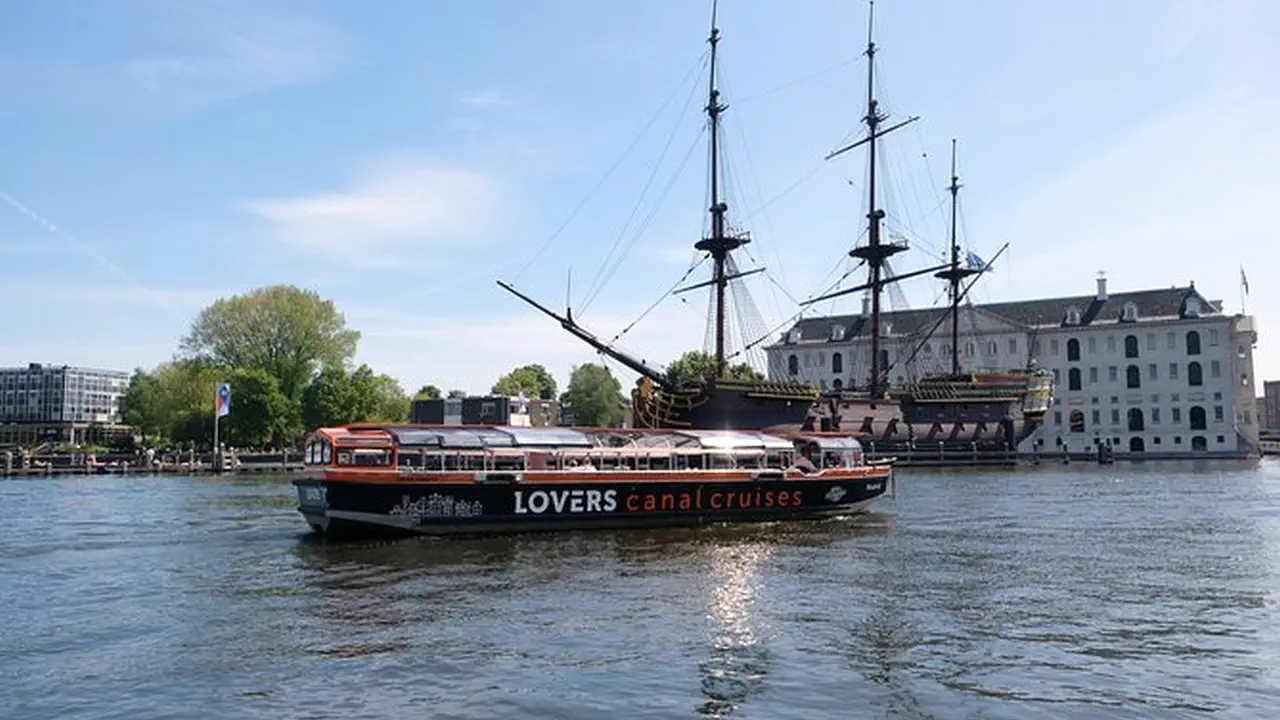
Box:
[825,486,847,503]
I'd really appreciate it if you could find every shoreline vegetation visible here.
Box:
[64,284,745,457]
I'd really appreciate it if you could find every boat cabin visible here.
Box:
[303,425,869,475]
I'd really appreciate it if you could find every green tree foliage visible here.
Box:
[415,384,442,400]
[301,367,357,430]
[300,365,409,430]
[179,285,359,400]
[217,368,299,448]
[447,389,467,399]
[492,363,558,400]
[349,365,410,423]
[562,363,623,427]
[664,350,763,387]
[121,368,165,444]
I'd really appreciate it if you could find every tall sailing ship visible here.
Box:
[499,3,1051,454]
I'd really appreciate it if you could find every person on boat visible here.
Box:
[793,444,819,474]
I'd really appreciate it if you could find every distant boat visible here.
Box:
[292,424,892,538]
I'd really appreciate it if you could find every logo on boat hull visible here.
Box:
[825,486,846,503]
[514,488,618,514]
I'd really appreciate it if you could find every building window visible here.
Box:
[1210,360,1220,378]
[832,353,843,374]
[1217,435,1226,444]
[1190,406,1207,430]
[788,355,798,375]
[1169,363,1179,380]
[1172,407,1182,423]
[1088,337,1097,354]
[1111,409,1120,425]
[923,343,933,355]
[1152,408,1161,424]
[1146,333,1156,350]
[1053,368,1061,384]
[833,378,843,391]
[1051,339,1060,356]
[1214,406,1224,423]
[1209,329,1219,346]
[1008,338,1017,355]
[1128,408,1145,431]
[1067,339,1080,362]
[1069,368,1082,391]
[1148,363,1158,381]
[1089,367,1098,384]
[1054,411,1062,426]
[1107,335,1116,353]
[1031,340,1041,356]
[1188,362,1203,386]
[1091,409,1101,425]
[1108,366,1118,382]
[1124,335,1139,358]
[965,342,975,358]
[1070,410,1085,433]
[1192,436,1207,451]
[1129,437,1146,452]
[1167,331,1177,349]
[987,341,998,356]
[1126,365,1141,389]
[1186,331,1201,355]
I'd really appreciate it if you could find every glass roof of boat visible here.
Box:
[673,430,795,451]
[386,427,516,448]
[500,427,593,447]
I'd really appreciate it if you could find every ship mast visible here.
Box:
[934,139,979,376]
[693,0,745,379]
[849,2,907,402]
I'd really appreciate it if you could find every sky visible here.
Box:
[2,0,1278,398]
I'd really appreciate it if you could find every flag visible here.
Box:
[1241,266,1249,295]
[965,250,987,271]
[216,382,231,418]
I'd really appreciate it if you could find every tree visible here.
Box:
[120,368,165,445]
[447,389,467,399]
[492,363,557,400]
[415,384,442,400]
[665,350,763,387]
[562,363,624,427]
[179,285,359,400]
[301,367,357,430]
[217,368,298,448]
[351,365,409,423]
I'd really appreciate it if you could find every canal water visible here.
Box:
[2,461,1279,719]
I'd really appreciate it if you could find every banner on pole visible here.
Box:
[216,383,231,417]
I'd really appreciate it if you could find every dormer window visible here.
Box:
[829,324,846,342]
[1184,297,1201,318]
[1064,306,1081,325]
[880,322,892,337]
[1122,302,1138,322]
[786,328,801,344]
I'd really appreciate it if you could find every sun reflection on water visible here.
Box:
[697,541,774,718]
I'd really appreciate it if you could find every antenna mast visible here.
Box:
[693,0,745,379]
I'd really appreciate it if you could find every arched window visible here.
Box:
[1067,338,1081,362]
[787,354,798,375]
[1191,436,1207,451]
[1124,335,1139,358]
[1186,331,1201,356]
[1127,408,1145,431]
[878,349,889,369]
[832,378,843,391]
[832,352,843,374]
[1126,364,1142,389]
[1129,437,1145,452]
[1190,406,1207,430]
[1068,368,1082,391]
[1188,361,1203,386]
[1069,410,1085,433]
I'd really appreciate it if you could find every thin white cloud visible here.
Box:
[240,157,499,269]
[459,91,516,109]
[122,4,343,108]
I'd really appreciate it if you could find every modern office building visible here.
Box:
[0,363,132,446]
[766,275,1259,458]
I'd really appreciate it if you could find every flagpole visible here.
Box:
[212,383,220,472]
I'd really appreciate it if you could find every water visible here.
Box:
[3,461,1279,719]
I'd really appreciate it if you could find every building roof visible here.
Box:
[776,284,1221,346]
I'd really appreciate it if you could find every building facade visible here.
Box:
[765,276,1259,458]
[1262,381,1280,431]
[0,364,131,446]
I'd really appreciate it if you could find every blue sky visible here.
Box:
[2,0,1277,396]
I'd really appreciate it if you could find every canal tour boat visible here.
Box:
[292,424,894,538]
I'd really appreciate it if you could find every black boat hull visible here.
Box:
[294,475,889,539]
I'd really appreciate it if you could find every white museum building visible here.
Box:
[765,275,1260,458]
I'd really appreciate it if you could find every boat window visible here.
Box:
[397,451,420,469]
[424,454,444,471]
[321,441,331,465]
[336,448,391,466]
[307,442,318,465]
